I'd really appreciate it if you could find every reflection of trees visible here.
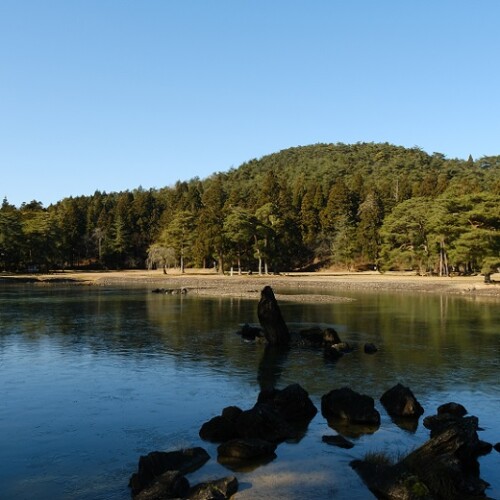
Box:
[2,286,499,400]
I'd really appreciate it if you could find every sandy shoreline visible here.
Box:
[2,269,499,301]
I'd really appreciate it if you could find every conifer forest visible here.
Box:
[1,143,499,276]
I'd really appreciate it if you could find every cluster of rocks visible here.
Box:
[239,286,378,358]
[129,287,498,498]
[128,382,498,499]
[129,447,237,499]
[152,287,188,295]
[199,383,317,467]
[351,397,497,499]
[128,383,317,499]
[238,321,378,360]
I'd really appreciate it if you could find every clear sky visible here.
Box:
[1,1,499,207]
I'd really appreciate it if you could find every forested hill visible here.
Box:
[229,142,500,200]
[1,142,499,275]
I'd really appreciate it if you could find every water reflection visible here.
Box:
[0,285,499,499]
[257,346,289,390]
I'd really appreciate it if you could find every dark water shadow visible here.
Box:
[390,416,420,433]
[217,453,277,472]
[326,418,380,438]
[257,345,290,390]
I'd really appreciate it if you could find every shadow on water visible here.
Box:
[257,345,290,391]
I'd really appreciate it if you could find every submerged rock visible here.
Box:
[363,342,378,354]
[322,434,355,449]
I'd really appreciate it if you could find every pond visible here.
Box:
[0,284,499,499]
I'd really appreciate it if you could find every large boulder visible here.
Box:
[322,434,354,449]
[257,383,318,422]
[199,406,242,442]
[437,401,467,417]
[321,387,381,426]
[423,403,471,438]
[234,402,299,443]
[129,447,210,496]
[380,383,424,419]
[257,286,290,345]
[200,384,316,447]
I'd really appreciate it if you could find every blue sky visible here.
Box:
[1,1,499,207]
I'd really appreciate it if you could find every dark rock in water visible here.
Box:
[234,402,299,443]
[299,327,324,346]
[133,470,189,499]
[423,411,479,440]
[186,476,238,500]
[199,406,242,443]
[352,411,492,499]
[321,387,380,426]
[363,342,378,354]
[257,383,318,422]
[217,438,277,460]
[380,383,424,419]
[129,447,210,496]
[199,414,240,443]
[322,434,354,449]
[300,326,342,347]
[437,401,467,417]
[238,323,263,341]
[323,327,342,345]
[257,286,290,345]
[494,443,500,453]
[323,344,344,361]
[324,342,352,360]
[151,287,188,295]
[222,405,243,421]
[201,384,315,447]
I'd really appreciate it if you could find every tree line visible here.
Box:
[1,142,499,276]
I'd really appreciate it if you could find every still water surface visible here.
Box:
[0,284,499,499]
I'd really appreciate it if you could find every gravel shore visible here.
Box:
[2,269,499,301]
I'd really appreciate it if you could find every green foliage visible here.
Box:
[2,143,499,273]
